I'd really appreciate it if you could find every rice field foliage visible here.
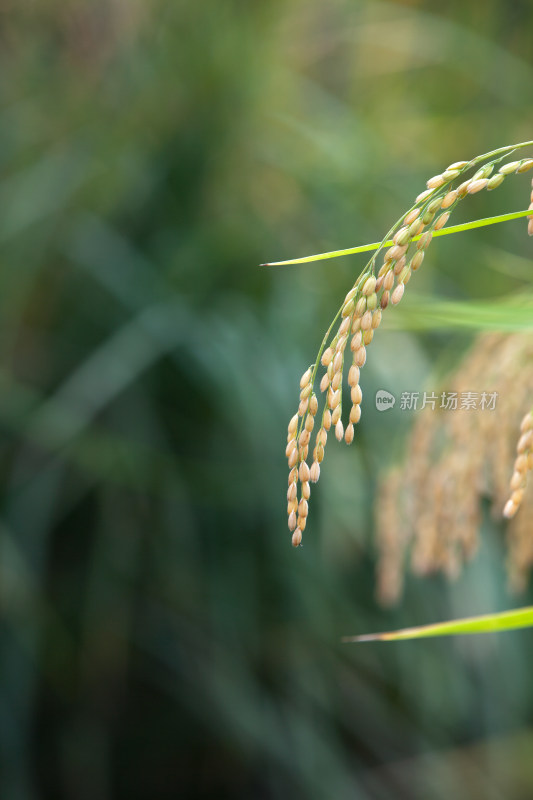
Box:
[2,1,533,799]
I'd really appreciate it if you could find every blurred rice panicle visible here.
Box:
[376,331,533,604]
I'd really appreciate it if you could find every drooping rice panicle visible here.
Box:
[284,144,533,548]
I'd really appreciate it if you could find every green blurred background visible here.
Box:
[2,1,533,798]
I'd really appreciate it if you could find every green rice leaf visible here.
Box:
[388,291,533,331]
[342,606,533,642]
[263,209,533,266]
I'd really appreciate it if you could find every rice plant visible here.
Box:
[273,140,533,640]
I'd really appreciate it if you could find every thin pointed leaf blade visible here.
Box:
[263,209,533,267]
[342,606,533,643]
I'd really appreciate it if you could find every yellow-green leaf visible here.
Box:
[263,209,533,267]
[342,606,533,642]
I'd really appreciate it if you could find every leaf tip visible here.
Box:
[341,633,384,643]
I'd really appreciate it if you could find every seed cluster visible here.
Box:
[503,411,533,519]
[285,151,533,548]
[375,333,533,603]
